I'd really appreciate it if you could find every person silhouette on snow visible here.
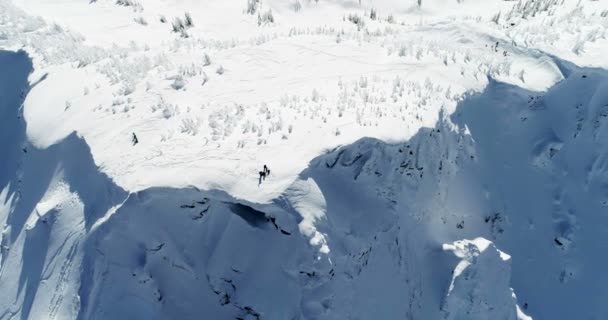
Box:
[132,132,139,145]
[259,165,270,185]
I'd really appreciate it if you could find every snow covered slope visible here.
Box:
[1,0,608,319]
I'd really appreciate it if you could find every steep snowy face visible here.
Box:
[313,66,608,319]
[0,51,128,320]
[442,238,528,320]
[78,189,311,320]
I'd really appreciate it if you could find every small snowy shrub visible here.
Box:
[116,0,136,6]
[216,65,225,75]
[134,16,147,25]
[491,12,501,24]
[246,0,259,14]
[203,53,211,66]
[258,10,274,25]
[398,46,407,57]
[171,13,193,37]
[118,81,136,95]
[359,76,368,88]
[180,29,189,38]
[172,17,185,33]
[151,97,179,119]
[180,117,200,135]
[162,103,178,119]
[293,0,302,12]
[116,0,142,11]
[370,8,377,20]
[311,89,320,102]
[179,64,202,77]
[171,75,186,90]
[184,12,194,27]
[347,13,365,30]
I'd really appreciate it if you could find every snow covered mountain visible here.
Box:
[1,0,607,319]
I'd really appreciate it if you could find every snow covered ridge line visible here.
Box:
[2,48,608,318]
[1,0,608,317]
[0,50,316,317]
[295,61,608,319]
[0,56,301,317]
[1,0,602,201]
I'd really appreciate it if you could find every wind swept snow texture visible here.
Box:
[1,0,608,319]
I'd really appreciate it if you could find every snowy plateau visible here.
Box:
[1,0,608,319]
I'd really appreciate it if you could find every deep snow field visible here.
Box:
[1,0,608,319]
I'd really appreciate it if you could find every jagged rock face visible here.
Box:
[441,238,529,320]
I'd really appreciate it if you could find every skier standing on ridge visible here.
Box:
[258,165,270,186]
[132,132,139,145]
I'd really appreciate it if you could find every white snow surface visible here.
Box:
[1,0,608,319]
